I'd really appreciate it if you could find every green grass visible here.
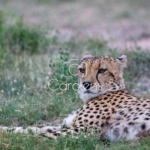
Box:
[0,13,150,150]
[1,132,150,150]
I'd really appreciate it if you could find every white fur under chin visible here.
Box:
[78,90,107,104]
[78,88,122,104]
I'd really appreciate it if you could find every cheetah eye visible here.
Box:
[79,68,85,74]
[98,68,107,74]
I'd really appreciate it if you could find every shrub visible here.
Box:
[0,11,49,54]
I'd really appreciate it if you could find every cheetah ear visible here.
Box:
[116,55,127,69]
[80,55,93,61]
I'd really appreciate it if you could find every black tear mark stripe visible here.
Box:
[109,72,114,78]
[96,72,101,85]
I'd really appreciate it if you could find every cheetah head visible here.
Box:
[77,55,127,103]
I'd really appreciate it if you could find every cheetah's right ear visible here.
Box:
[80,55,93,61]
[116,55,127,69]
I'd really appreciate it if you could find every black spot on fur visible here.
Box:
[106,116,110,120]
[78,117,82,120]
[79,113,83,115]
[53,133,60,136]
[95,121,99,125]
[97,115,100,118]
[129,108,132,111]
[123,127,128,133]
[62,129,67,132]
[133,117,139,120]
[141,124,146,130]
[112,108,115,113]
[115,123,120,126]
[128,122,134,125]
[119,111,124,115]
[102,116,105,119]
[104,97,108,100]
[84,119,88,123]
[47,129,53,133]
[74,128,79,132]
[38,126,44,128]
[90,121,93,125]
[101,123,104,127]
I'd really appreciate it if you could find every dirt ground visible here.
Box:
[1,0,150,50]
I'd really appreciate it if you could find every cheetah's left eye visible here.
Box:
[98,69,107,74]
[79,68,85,74]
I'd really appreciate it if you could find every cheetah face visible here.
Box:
[77,55,127,103]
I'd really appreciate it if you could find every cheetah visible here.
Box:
[1,55,150,142]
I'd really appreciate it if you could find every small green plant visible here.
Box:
[48,48,78,94]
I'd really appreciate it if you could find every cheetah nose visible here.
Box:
[83,81,94,90]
